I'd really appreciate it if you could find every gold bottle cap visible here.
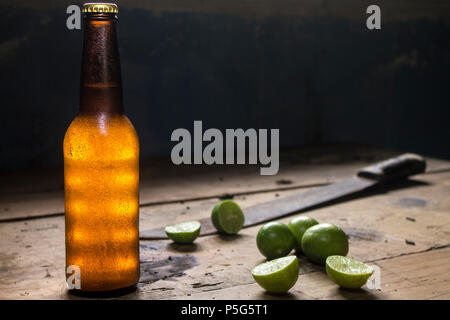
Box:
[82,3,118,14]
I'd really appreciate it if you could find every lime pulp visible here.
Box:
[326,255,374,289]
[251,255,299,293]
[165,221,201,244]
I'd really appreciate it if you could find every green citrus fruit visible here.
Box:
[288,216,319,252]
[301,223,349,264]
[256,222,296,260]
[211,200,245,234]
[165,221,201,244]
[326,255,374,289]
[251,255,299,293]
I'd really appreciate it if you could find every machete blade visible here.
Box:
[140,153,426,240]
[139,176,374,240]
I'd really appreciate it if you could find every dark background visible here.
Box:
[0,0,449,169]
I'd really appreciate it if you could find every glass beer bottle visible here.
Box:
[64,3,140,292]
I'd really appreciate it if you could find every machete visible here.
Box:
[140,153,426,240]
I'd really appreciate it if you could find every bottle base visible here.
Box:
[68,283,138,298]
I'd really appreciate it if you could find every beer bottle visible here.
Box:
[64,3,140,292]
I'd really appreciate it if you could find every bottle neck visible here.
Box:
[79,14,124,115]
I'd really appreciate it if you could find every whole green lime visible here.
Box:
[287,216,319,252]
[301,223,349,264]
[256,222,296,260]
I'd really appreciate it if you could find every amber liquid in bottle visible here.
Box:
[64,7,140,292]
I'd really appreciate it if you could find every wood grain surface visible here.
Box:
[0,146,449,299]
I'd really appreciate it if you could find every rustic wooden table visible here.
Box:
[1,145,449,299]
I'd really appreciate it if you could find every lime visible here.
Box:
[165,221,201,244]
[287,216,319,252]
[211,200,245,234]
[256,222,296,260]
[301,223,349,264]
[252,255,299,293]
[326,255,374,289]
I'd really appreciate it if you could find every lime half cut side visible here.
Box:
[165,221,201,244]
[326,255,374,289]
[211,200,245,234]
[251,256,299,293]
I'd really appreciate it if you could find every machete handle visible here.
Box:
[357,153,426,181]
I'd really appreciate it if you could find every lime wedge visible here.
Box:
[251,256,299,293]
[165,221,201,244]
[326,255,374,289]
[211,200,245,235]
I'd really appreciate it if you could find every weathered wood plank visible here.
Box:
[174,247,450,300]
[0,170,449,299]
[1,146,449,222]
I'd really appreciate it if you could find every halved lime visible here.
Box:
[251,255,299,293]
[211,200,245,234]
[256,222,296,260]
[326,255,374,289]
[165,221,201,244]
[288,216,319,252]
